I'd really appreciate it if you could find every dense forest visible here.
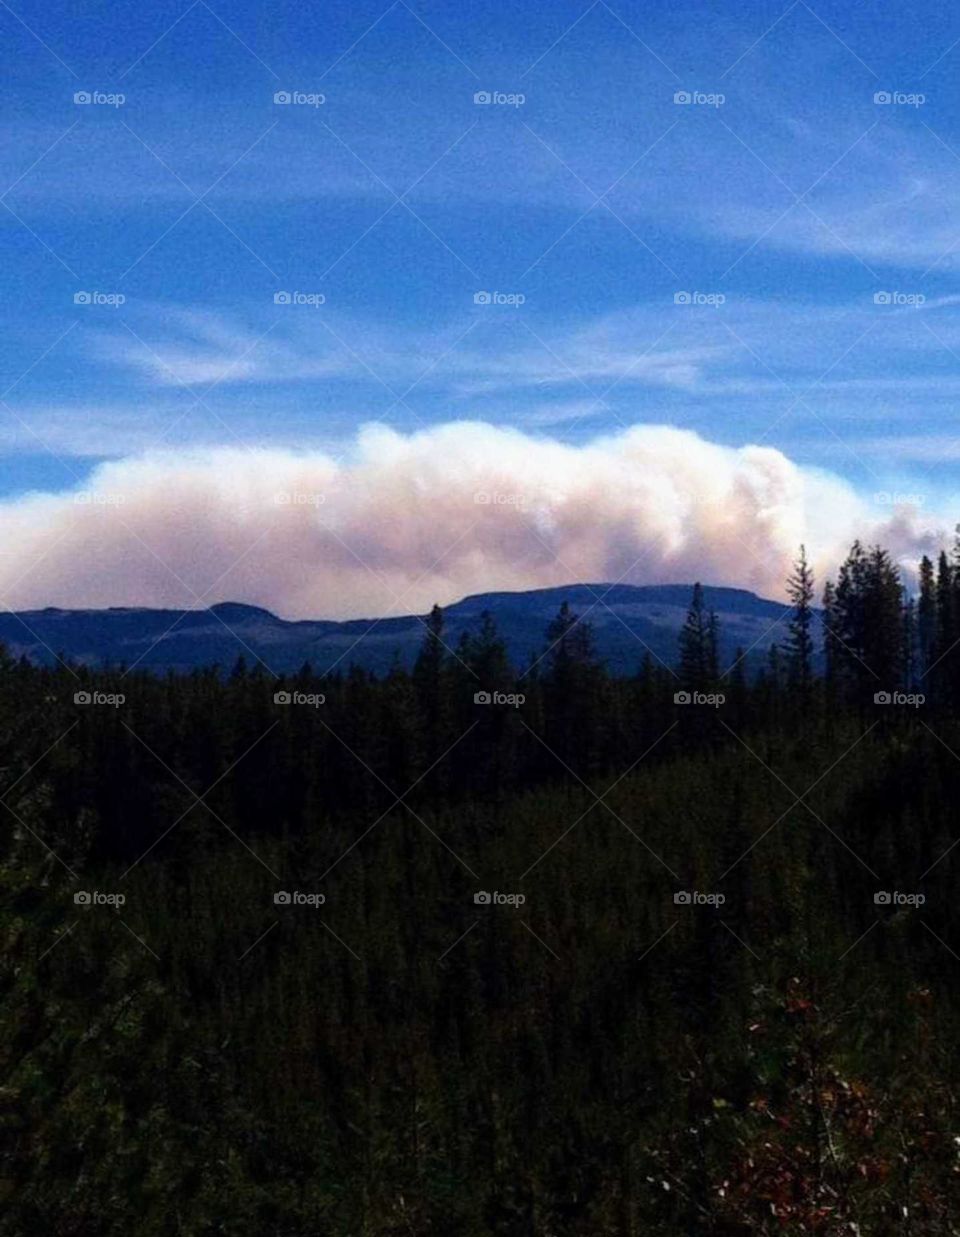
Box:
[4,539,960,1234]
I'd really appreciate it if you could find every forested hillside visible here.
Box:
[3,541,960,1234]
[0,582,812,676]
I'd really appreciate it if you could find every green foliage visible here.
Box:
[1,561,960,1233]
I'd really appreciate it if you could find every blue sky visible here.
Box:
[2,0,960,581]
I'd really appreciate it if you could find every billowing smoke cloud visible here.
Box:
[0,422,946,618]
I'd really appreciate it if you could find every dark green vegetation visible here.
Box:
[3,540,960,1234]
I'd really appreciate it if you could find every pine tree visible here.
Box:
[902,595,917,691]
[830,541,869,702]
[936,549,954,696]
[822,579,837,696]
[917,555,937,683]
[862,545,904,690]
[413,603,449,774]
[541,601,607,778]
[545,601,595,671]
[786,545,815,707]
[473,609,512,681]
[706,608,720,682]
[678,583,712,689]
[727,646,748,725]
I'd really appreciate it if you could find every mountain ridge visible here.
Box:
[0,583,809,676]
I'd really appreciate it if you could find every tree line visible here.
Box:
[3,536,960,1234]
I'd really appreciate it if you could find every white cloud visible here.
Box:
[0,421,945,619]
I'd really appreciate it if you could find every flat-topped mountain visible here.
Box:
[0,583,809,676]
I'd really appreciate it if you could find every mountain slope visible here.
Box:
[0,584,810,677]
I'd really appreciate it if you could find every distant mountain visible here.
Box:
[0,584,813,678]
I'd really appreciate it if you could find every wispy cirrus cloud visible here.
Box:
[85,297,960,407]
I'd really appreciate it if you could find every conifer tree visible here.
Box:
[863,545,904,689]
[822,579,837,695]
[786,545,815,706]
[830,541,871,701]
[706,608,720,682]
[902,594,917,690]
[917,554,937,682]
[542,601,602,776]
[678,583,712,689]
[472,609,512,686]
[545,600,596,671]
[936,549,953,685]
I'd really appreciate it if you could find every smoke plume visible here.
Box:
[0,422,944,618]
